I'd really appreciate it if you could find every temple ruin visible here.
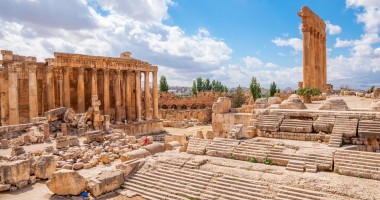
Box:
[0,50,162,134]
[298,6,327,91]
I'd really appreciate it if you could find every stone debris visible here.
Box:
[278,94,307,109]
[46,169,88,195]
[318,99,349,111]
[87,170,124,197]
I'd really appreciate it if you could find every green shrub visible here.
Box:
[247,157,257,163]
[263,156,272,165]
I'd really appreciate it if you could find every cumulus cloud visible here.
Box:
[325,20,342,35]
[272,37,302,52]
[0,0,232,86]
[243,56,263,68]
[346,0,380,33]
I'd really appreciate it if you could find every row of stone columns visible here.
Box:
[3,64,159,125]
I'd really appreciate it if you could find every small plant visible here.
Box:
[358,175,364,179]
[247,157,257,163]
[263,156,272,165]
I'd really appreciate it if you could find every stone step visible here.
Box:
[132,174,203,196]
[334,159,380,171]
[276,187,326,200]
[158,163,215,178]
[334,156,380,166]
[335,152,380,162]
[154,169,211,184]
[123,181,186,200]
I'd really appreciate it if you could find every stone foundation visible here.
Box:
[111,120,163,135]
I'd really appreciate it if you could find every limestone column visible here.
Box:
[46,66,55,110]
[28,65,38,121]
[323,35,327,90]
[103,68,110,115]
[115,70,122,124]
[315,32,320,89]
[309,30,316,88]
[63,67,71,108]
[144,71,152,120]
[57,70,64,107]
[301,26,311,88]
[152,70,159,119]
[77,68,85,113]
[8,64,19,125]
[0,71,9,125]
[126,71,132,122]
[91,67,98,96]
[135,70,142,122]
[121,72,126,120]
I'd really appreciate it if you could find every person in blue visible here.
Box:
[81,190,88,199]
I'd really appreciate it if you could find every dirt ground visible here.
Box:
[305,95,373,110]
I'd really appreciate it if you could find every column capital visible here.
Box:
[8,63,20,73]
[28,65,38,73]
[301,25,311,33]
[62,66,70,73]
[78,67,85,73]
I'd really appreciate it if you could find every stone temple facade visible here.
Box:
[0,50,159,129]
[298,6,327,91]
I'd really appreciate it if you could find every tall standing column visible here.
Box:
[91,68,98,97]
[0,71,9,125]
[135,70,142,122]
[103,68,110,115]
[315,32,320,89]
[29,65,38,121]
[144,71,152,120]
[115,70,122,124]
[77,68,85,113]
[8,64,19,125]
[322,35,327,90]
[309,30,316,88]
[126,71,132,122]
[63,67,71,108]
[46,66,55,110]
[152,70,159,119]
[57,69,64,107]
[301,26,311,88]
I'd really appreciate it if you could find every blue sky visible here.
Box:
[0,0,379,89]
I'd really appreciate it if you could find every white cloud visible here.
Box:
[265,62,278,68]
[243,56,263,68]
[0,0,232,86]
[346,0,380,33]
[272,37,302,52]
[325,20,342,35]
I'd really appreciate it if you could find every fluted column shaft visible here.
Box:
[144,71,152,120]
[135,71,142,121]
[63,67,70,108]
[152,71,159,119]
[29,65,38,120]
[126,71,132,122]
[103,69,110,115]
[91,68,98,96]
[46,66,55,110]
[77,68,85,113]
[8,65,19,125]
[115,70,122,124]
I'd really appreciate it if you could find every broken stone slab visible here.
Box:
[0,183,11,192]
[116,159,145,176]
[85,130,105,143]
[142,143,165,155]
[68,136,80,147]
[46,169,88,195]
[0,159,31,185]
[44,107,68,122]
[164,141,180,151]
[195,131,204,139]
[34,155,57,179]
[11,146,26,157]
[120,149,151,162]
[171,134,187,145]
[55,136,69,149]
[87,170,124,197]
[15,180,28,189]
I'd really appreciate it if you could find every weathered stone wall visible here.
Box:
[159,91,222,110]
[159,108,212,123]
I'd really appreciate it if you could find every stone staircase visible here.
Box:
[280,119,313,133]
[122,162,330,200]
[231,139,333,171]
[358,120,380,138]
[254,115,284,132]
[313,116,335,133]
[186,138,211,155]
[206,138,240,158]
[275,186,327,200]
[331,117,358,139]
[286,160,305,172]
[328,133,342,147]
[334,150,380,180]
